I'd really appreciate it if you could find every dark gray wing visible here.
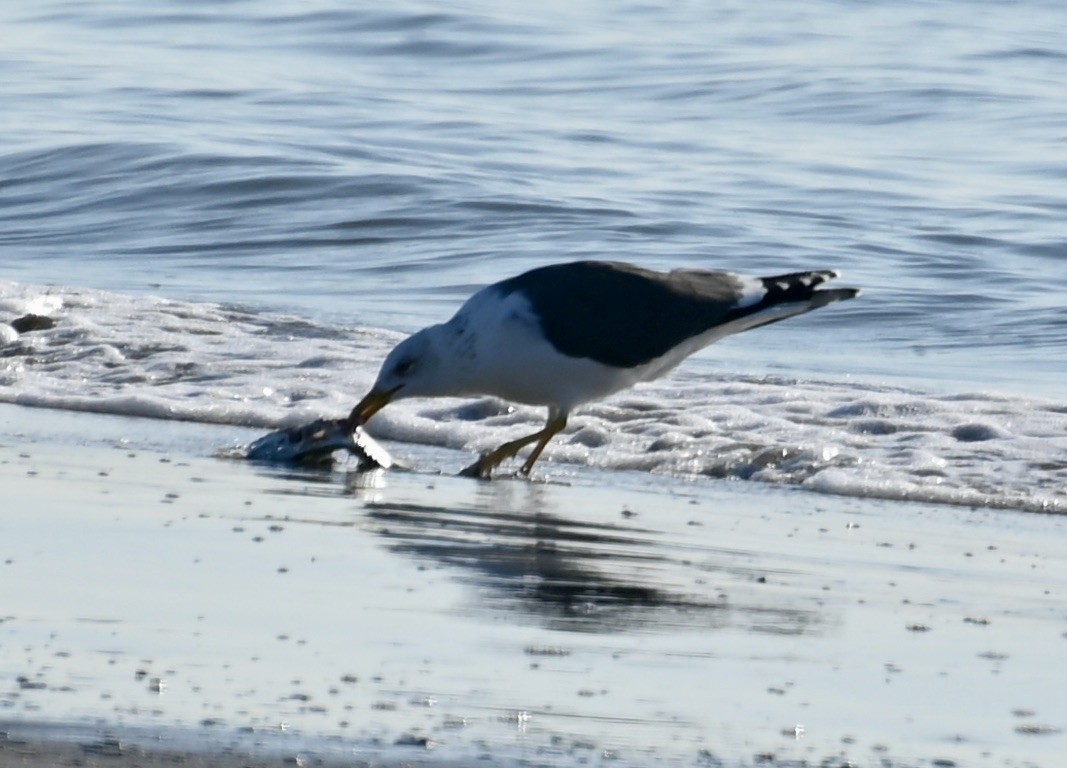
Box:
[495,261,858,368]
[494,261,746,367]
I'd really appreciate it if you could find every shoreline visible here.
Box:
[2,403,1064,767]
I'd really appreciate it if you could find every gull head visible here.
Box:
[347,326,456,427]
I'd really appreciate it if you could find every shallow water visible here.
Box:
[2,0,1067,508]
[2,281,1064,514]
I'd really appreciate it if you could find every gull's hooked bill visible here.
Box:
[245,418,392,468]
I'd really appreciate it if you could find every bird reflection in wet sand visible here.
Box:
[358,486,822,635]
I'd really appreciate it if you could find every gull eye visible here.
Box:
[394,358,416,377]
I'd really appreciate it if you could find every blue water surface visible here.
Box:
[2,0,1065,394]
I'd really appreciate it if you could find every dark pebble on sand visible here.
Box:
[81,738,123,756]
[1015,723,1062,735]
[11,314,55,333]
[525,645,571,656]
[394,733,433,748]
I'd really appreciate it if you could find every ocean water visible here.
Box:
[2,0,1065,513]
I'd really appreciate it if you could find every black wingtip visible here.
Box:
[760,270,858,302]
[807,286,860,309]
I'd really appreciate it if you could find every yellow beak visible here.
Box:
[346,386,398,430]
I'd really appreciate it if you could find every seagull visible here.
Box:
[347,260,859,478]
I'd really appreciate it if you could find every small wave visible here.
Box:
[4,280,1063,516]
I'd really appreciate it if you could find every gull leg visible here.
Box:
[460,413,568,479]
[519,414,567,475]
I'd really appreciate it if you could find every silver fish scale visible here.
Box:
[246,419,392,468]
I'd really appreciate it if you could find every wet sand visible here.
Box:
[1,403,1064,767]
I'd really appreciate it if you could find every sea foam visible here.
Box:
[3,280,1064,514]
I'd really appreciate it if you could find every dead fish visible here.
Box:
[246,418,392,468]
[351,425,394,468]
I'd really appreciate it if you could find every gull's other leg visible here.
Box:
[459,411,568,479]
